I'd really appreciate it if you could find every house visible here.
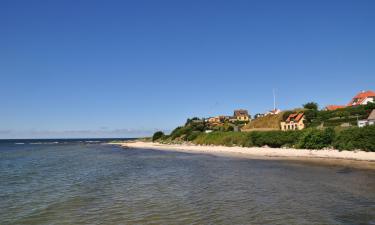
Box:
[234,109,250,122]
[280,112,305,131]
[265,109,281,115]
[254,113,265,119]
[347,90,375,106]
[358,109,375,127]
[207,116,222,124]
[206,116,229,125]
[325,105,345,111]
[325,90,375,111]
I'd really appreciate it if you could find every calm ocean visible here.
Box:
[0,140,374,225]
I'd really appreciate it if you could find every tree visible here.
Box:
[365,102,375,110]
[304,109,318,124]
[303,102,318,110]
[185,117,201,126]
[152,131,165,142]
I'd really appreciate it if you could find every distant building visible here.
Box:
[325,105,346,111]
[265,109,281,115]
[206,116,229,125]
[280,112,305,131]
[325,90,375,111]
[254,113,265,119]
[207,116,223,124]
[233,109,250,122]
[358,109,375,127]
[347,90,375,106]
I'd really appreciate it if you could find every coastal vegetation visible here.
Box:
[304,103,374,128]
[152,131,165,142]
[154,126,375,151]
[152,102,375,151]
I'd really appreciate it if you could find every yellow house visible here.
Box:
[207,116,228,125]
[234,110,250,122]
[280,112,305,131]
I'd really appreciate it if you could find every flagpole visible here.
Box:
[273,89,276,111]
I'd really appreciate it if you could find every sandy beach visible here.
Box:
[113,141,375,170]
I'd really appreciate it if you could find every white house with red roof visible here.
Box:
[347,90,375,106]
[325,90,375,111]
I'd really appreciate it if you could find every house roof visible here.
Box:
[325,105,346,111]
[368,109,375,120]
[286,112,304,122]
[347,90,375,106]
[234,110,249,117]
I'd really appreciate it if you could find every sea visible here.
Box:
[0,139,374,225]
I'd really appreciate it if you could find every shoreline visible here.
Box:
[111,141,375,170]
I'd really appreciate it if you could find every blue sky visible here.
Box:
[1,0,374,138]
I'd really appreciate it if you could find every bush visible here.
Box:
[193,131,302,148]
[152,131,165,142]
[250,131,301,148]
[333,125,375,151]
[297,128,335,149]
[186,131,202,141]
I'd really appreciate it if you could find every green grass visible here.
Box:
[242,113,285,130]
[188,126,375,151]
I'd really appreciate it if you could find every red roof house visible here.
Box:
[347,90,375,106]
[325,90,375,111]
[325,105,346,111]
[281,112,305,131]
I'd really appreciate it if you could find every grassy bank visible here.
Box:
[155,126,375,152]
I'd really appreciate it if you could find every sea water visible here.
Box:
[0,140,374,224]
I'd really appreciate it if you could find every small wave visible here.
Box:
[15,143,25,145]
[30,142,59,145]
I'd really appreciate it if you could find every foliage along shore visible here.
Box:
[152,103,375,152]
[153,126,375,152]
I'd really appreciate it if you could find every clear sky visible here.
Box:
[1,0,374,138]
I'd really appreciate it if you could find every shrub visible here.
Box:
[364,102,375,110]
[186,131,202,141]
[333,125,375,152]
[250,131,301,148]
[297,128,335,149]
[152,131,165,142]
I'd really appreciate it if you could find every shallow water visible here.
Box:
[0,142,374,225]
